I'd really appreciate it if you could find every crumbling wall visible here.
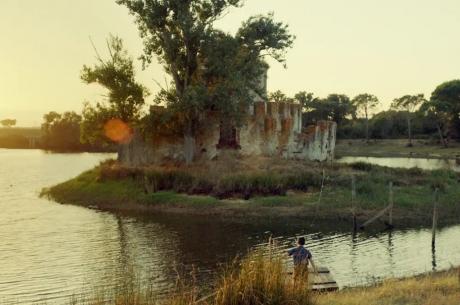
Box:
[119,102,336,166]
[296,121,337,161]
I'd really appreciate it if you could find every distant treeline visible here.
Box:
[0,127,41,149]
[0,112,115,152]
[337,110,439,140]
[271,79,460,146]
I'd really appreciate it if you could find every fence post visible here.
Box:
[432,188,439,247]
[352,175,357,232]
[388,182,394,228]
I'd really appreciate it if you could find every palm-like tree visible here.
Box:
[352,94,379,143]
[391,94,425,147]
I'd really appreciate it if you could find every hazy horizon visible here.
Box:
[1,0,460,126]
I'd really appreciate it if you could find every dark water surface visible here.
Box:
[1,149,459,304]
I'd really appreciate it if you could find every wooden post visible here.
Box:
[432,188,439,247]
[352,175,357,232]
[318,169,326,205]
[388,182,394,228]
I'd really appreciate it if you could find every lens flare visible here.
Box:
[103,118,133,144]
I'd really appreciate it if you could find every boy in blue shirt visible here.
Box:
[288,237,316,283]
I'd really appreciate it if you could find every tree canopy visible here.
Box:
[352,93,379,142]
[80,35,150,147]
[116,0,294,162]
[302,94,356,126]
[391,94,425,113]
[81,35,149,123]
[41,112,83,150]
[0,119,16,128]
[269,90,293,103]
[391,94,425,146]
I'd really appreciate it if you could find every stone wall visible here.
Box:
[119,102,336,166]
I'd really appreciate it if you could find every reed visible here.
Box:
[60,252,311,305]
[211,253,311,305]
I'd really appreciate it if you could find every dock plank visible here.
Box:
[287,266,338,292]
[310,267,339,292]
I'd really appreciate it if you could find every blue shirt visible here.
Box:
[288,246,312,265]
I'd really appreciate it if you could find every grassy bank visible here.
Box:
[42,157,460,222]
[336,139,460,159]
[316,269,460,305]
[54,253,460,305]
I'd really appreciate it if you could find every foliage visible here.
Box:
[352,93,379,141]
[429,79,460,139]
[303,94,356,126]
[81,35,149,123]
[41,111,83,150]
[44,159,460,224]
[391,94,426,145]
[116,0,294,162]
[269,90,293,103]
[370,111,412,139]
[41,111,109,151]
[294,91,315,110]
[80,102,117,147]
[0,119,16,127]
[80,35,149,146]
[352,93,379,119]
[391,94,425,113]
[213,253,311,305]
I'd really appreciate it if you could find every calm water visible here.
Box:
[1,149,460,304]
[337,156,460,172]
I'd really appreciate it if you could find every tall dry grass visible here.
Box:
[315,268,460,305]
[211,253,311,305]
[63,251,312,305]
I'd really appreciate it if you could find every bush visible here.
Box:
[349,162,373,171]
[212,252,312,305]
[214,174,287,199]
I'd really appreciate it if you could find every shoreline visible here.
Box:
[41,159,460,226]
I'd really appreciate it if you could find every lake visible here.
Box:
[336,156,460,172]
[1,149,459,304]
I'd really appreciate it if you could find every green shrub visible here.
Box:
[350,162,374,171]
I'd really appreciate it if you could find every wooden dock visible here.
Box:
[288,266,339,292]
[310,266,339,292]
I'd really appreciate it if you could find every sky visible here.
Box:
[1,0,460,126]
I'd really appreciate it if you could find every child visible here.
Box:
[288,237,316,283]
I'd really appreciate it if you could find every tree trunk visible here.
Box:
[436,123,447,148]
[365,110,369,143]
[407,116,413,147]
[184,120,195,165]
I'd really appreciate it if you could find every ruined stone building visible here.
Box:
[119,101,337,166]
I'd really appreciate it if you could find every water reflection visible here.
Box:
[337,156,460,172]
[0,149,459,304]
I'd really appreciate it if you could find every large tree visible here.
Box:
[352,93,379,143]
[419,99,449,147]
[294,91,315,111]
[81,35,149,145]
[391,94,425,146]
[116,0,294,163]
[430,80,460,140]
